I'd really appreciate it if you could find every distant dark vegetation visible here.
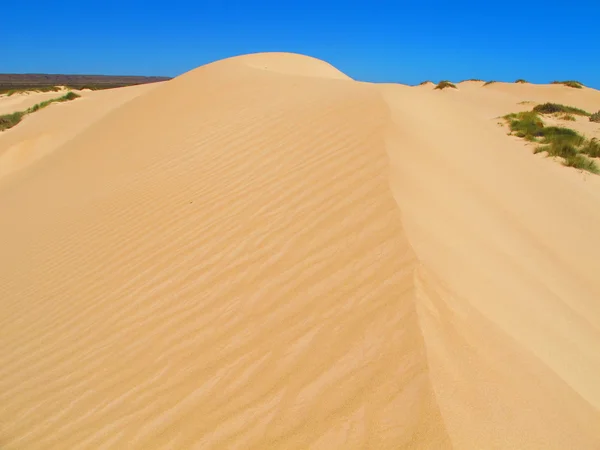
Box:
[434,80,457,90]
[0,74,171,94]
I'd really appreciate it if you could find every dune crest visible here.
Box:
[0,52,599,448]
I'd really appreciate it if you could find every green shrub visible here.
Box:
[434,80,457,90]
[533,102,590,116]
[590,111,600,123]
[515,79,528,83]
[61,92,80,101]
[551,80,584,88]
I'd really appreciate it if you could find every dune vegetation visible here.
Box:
[483,80,497,86]
[505,108,599,173]
[551,80,584,89]
[434,80,456,90]
[0,91,81,131]
[515,79,528,83]
[532,102,591,117]
[590,111,600,123]
[0,112,25,131]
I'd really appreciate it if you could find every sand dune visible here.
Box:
[0,53,599,449]
[0,83,160,180]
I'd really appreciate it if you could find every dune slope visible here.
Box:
[0,83,160,181]
[0,53,599,449]
[0,55,448,449]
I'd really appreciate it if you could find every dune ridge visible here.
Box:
[0,52,599,449]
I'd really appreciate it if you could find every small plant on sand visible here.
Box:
[434,80,457,90]
[551,80,584,89]
[515,79,528,83]
[590,111,600,123]
[505,109,599,174]
[483,80,497,86]
[461,78,483,82]
[561,114,576,121]
[418,80,432,86]
[532,102,590,116]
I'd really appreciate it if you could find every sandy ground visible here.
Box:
[0,84,160,180]
[0,89,68,116]
[0,53,599,449]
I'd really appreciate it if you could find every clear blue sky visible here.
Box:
[3,0,600,88]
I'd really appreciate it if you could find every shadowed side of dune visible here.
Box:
[382,83,600,448]
[0,55,449,448]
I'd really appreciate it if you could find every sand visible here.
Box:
[0,53,599,449]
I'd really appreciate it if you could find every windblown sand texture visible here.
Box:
[1,53,600,449]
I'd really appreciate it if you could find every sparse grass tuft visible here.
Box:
[532,102,590,116]
[462,78,483,82]
[563,154,599,173]
[434,80,457,90]
[536,138,579,158]
[580,138,600,158]
[483,80,497,86]
[551,80,584,89]
[0,111,25,131]
[61,91,80,101]
[561,114,576,121]
[539,126,584,145]
[25,91,81,114]
[590,111,600,123]
[515,79,528,83]
[504,111,544,140]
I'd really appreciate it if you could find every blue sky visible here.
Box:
[3,0,600,88]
